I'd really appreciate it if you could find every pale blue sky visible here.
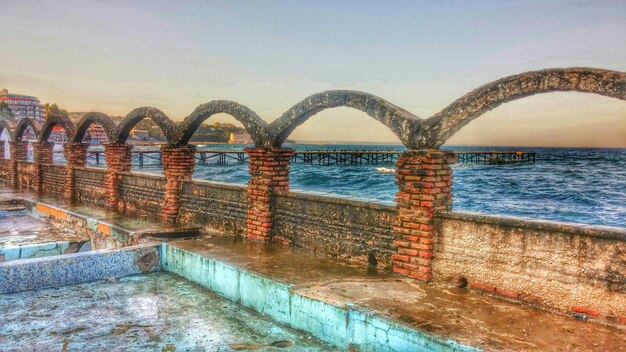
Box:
[1,0,624,146]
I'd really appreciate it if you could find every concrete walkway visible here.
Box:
[169,237,626,351]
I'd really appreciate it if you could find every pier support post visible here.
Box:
[63,142,89,202]
[393,149,454,281]
[161,145,196,222]
[32,142,54,193]
[8,141,28,188]
[245,147,294,242]
[104,143,132,210]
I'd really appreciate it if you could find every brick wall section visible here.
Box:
[41,164,67,197]
[392,149,455,281]
[0,143,5,160]
[8,141,28,188]
[104,143,132,210]
[161,145,195,222]
[245,147,294,241]
[63,143,89,202]
[32,142,54,193]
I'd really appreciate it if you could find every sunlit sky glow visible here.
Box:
[1,0,624,147]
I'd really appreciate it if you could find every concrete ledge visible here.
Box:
[276,189,396,211]
[0,244,160,294]
[437,211,626,240]
[161,243,474,352]
[185,178,248,191]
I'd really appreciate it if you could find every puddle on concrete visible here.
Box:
[0,272,338,351]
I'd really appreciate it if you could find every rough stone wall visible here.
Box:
[432,212,626,323]
[118,172,165,216]
[16,161,36,190]
[273,191,396,269]
[74,167,107,207]
[178,179,247,235]
[41,164,67,197]
[0,159,12,183]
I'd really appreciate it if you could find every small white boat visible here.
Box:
[375,167,395,174]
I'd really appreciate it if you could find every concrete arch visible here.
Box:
[0,120,15,141]
[267,90,420,147]
[71,112,117,143]
[38,115,76,143]
[112,107,177,144]
[425,67,626,148]
[174,101,268,145]
[14,118,42,141]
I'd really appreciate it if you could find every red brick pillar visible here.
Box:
[0,143,5,160]
[161,145,196,222]
[245,147,294,242]
[63,142,89,202]
[104,143,132,210]
[8,141,28,187]
[32,142,54,193]
[392,149,455,281]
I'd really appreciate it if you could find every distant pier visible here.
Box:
[82,149,536,167]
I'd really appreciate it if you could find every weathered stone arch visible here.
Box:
[38,115,76,143]
[424,67,626,148]
[14,118,42,141]
[267,90,420,147]
[0,120,15,141]
[112,107,177,144]
[71,112,117,143]
[174,101,268,145]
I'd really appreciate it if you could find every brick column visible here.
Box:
[0,142,5,160]
[161,145,196,222]
[245,147,294,242]
[392,149,455,281]
[8,141,28,187]
[32,142,54,193]
[63,142,89,202]
[104,143,132,210]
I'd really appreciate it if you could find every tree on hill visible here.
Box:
[0,101,15,120]
[44,103,68,119]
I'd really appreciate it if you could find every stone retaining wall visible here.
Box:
[432,212,626,323]
[0,158,12,183]
[16,161,35,189]
[178,179,247,235]
[74,167,107,207]
[41,164,67,197]
[118,171,166,216]
[273,191,396,269]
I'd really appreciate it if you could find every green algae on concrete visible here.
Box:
[0,272,337,351]
[161,243,474,352]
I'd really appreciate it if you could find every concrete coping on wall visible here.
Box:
[41,163,68,169]
[16,160,34,165]
[437,211,626,240]
[184,177,248,192]
[275,189,396,211]
[72,165,107,172]
[119,170,167,182]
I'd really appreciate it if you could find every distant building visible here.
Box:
[83,124,109,144]
[0,88,44,121]
[130,129,150,140]
[229,131,253,144]
[48,126,69,143]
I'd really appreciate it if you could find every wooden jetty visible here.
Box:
[81,149,536,167]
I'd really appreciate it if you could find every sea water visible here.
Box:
[77,144,625,228]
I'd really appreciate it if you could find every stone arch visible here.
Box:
[112,107,177,144]
[14,118,42,141]
[174,101,268,145]
[424,67,626,148]
[38,115,76,143]
[267,90,420,147]
[71,112,117,143]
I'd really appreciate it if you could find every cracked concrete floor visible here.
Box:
[0,272,339,352]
